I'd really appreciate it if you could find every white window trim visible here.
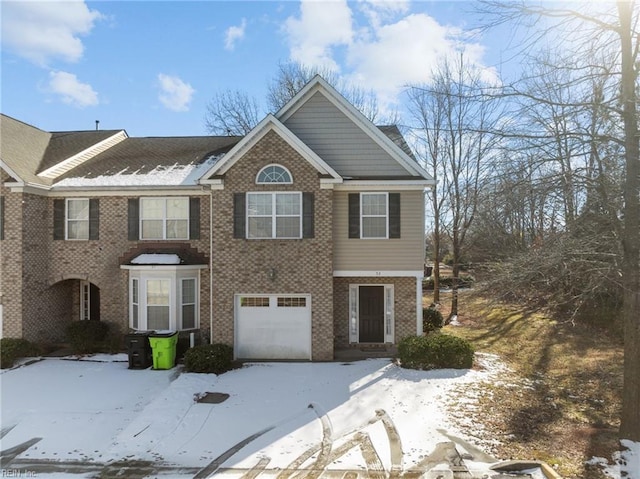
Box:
[80,280,90,320]
[255,164,293,184]
[180,277,198,330]
[124,266,203,331]
[139,197,189,240]
[66,198,90,241]
[131,278,139,329]
[246,191,302,239]
[360,192,389,240]
[348,284,394,344]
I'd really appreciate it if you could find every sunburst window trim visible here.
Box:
[256,164,293,184]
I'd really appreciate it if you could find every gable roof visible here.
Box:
[276,76,432,181]
[1,114,52,186]
[55,136,240,188]
[201,114,342,182]
[0,113,128,188]
[38,130,127,179]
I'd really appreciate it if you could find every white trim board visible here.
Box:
[333,270,423,278]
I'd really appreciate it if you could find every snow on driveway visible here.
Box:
[1,354,505,477]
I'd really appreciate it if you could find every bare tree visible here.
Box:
[407,76,448,303]
[204,61,398,136]
[480,0,640,446]
[204,90,260,136]
[408,54,503,319]
[267,61,394,123]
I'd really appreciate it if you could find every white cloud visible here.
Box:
[282,1,498,108]
[225,18,247,51]
[1,0,102,66]
[157,74,195,112]
[48,71,99,108]
[283,0,353,70]
[347,14,465,103]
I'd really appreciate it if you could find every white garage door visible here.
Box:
[235,294,311,360]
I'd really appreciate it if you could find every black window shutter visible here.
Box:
[348,193,360,238]
[233,193,246,239]
[53,199,65,240]
[189,197,200,239]
[128,198,139,241]
[0,196,4,241]
[89,199,99,240]
[302,192,314,238]
[389,193,401,238]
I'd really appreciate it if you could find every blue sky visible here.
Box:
[1,0,515,137]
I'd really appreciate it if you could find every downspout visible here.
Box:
[416,275,423,335]
[209,188,214,344]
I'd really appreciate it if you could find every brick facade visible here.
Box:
[0,186,211,342]
[211,130,335,360]
[1,170,23,339]
[333,276,418,349]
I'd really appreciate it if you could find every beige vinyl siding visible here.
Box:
[283,92,409,177]
[333,190,425,271]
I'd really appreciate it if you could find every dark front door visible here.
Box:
[359,286,384,343]
[90,283,100,321]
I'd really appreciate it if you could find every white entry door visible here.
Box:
[235,295,311,360]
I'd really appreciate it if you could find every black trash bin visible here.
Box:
[125,331,154,369]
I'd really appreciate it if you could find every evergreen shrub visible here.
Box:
[184,343,234,374]
[0,338,40,369]
[423,307,444,333]
[398,334,474,370]
[66,320,110,354]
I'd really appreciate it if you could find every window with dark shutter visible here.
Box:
[302,192,314,238]
[389,193,401,238]
[53,199,65,240]
[89,199,99,240]
[348,193,360,238]
[189,197,200,239]
[128,198,139,241]
[233,193,246,239]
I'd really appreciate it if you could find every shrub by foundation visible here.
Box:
[184,343,234,374]
[423,307,444,333]
[0,338,41,369]
[398,333,474,370]
[66,320,110,354]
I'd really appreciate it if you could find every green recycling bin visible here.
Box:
[148,331,179,370]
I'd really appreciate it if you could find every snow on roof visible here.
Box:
[131,254,181,265]
[53,155,223,188]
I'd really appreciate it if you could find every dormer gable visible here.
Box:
[200,114,342,189]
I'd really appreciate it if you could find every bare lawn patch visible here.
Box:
[435,291,623,479]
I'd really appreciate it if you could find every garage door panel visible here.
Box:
[236,295,311,360]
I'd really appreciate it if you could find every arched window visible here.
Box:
[256,164,292,184]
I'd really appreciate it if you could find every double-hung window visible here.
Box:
[140,197,189,240]
[247,192,302,239]
[54,198,98,241]
[361,193,388,239]
[146,279,171,330]
[348,192,400,239]
[181,278,196,329]
[66,198,90,240]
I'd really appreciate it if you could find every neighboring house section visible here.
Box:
[0,76,433,360]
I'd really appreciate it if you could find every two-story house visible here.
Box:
[0,76,433,360]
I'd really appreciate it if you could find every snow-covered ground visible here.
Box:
[0,354,636,478]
